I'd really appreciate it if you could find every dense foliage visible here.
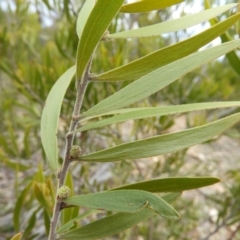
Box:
[0,0,240,239]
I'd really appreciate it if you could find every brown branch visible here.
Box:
[48,58,92,240]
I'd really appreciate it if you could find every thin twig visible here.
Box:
[200,211,238,240]
[227,222,240,240]
[48,58,92,240]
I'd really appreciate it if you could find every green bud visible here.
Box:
[70,145,82,159]
[57,186,71,199]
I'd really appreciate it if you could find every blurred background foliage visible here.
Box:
[0,0,240,239]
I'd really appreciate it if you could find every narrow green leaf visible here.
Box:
[75,102,240,132]
[83,40,240,118]
[46,178,55,202]
[120,0,183,13]
[69,207,79,230]
[22,208,39,238]
[64,190,179,219]
[1,156,30,171]
[62,172,77,226]
[43,209,50,235]
[59,208,154,240]
[13,182,32,231]
[96,12,240,81]
[79,113,240,162]
[40,66,75,171]
[7,121,19,156]
[204,0,240,76]
[42,0,52,10]
[57,210,97,234]
[76,0,124,81]
[36,164,45,183]
[219,33,240,76]
[58,193,180,239]
[76,0,95,39]
[112,177,220,192]
[33,182,51,213]
[10,232,23,240]
[111,4,237,38]
[63,0,71,22]
[161,192,182,204]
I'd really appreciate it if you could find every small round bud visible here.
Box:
[57,186,71,199]
[70,145,82,159]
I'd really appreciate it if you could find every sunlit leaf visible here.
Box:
[218,33,240,76]
[58,193,181,235]
[10,232,23,240]
[76,0,124,81]
[59,193,180,239]
[110,4,237,38]
[112,177,220,192]
[35,164,45,183]
[96,12,240,81]
[33,182,51,214]
[120,0,183,13]
[40,66,75,171]
[75,102,240,132]
[64,190,179,219]
[83,40,240,118]
[204,0,240,76]
[33,182,48,208]
[78,113,240,162]
[46,178,55,202]
[76,0,95,39]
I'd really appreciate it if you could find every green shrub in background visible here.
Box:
[1,0,240,239]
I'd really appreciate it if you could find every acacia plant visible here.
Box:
[12,0,240,239]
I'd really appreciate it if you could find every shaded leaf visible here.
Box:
[13,182,32,231]
[79,113,240,162]
[57,210,97,234]
[43,209,50,235]
[62,172,77,226]
[161,192,182,203]
[96,12,240,81]
[111,4,237,38]
[64,190,179,219]
[22,208,40,238]
[40,66,75,171]
[83,40,240,117]
[1,156,30,171]
[120,0,183,13]
[112,177,220,192]
[76,0,124,81]
[33,182,51,213]
[59,208,154,240]
[42,0,52,10]
[63,0,71,22]
[75,102,240,132]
